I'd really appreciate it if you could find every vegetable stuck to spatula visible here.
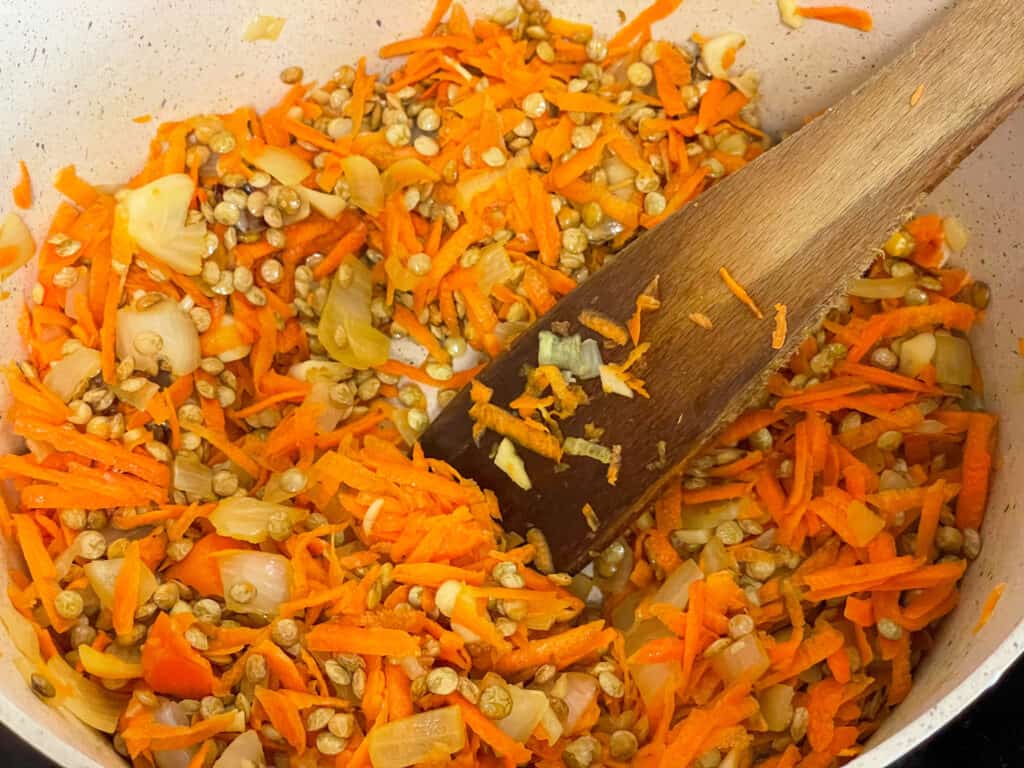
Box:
[421,0,1024,572]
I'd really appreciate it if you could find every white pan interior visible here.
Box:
[0,1,1021,766]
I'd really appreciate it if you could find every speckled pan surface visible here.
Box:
[0,1,1021,766]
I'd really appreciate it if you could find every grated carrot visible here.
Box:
[719,266,764,319]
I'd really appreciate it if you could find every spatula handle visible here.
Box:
[423,0,1024,571]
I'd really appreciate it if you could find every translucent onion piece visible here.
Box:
[711,632,770,684]
[701,32,746,80]
[242,15,286,41]
[368,705,465,768]
[0,212,36,280]
[847,276,916,300]
[759,684,795,731]
[476,245,513,296]
[943,216,969,252]
[84,558,158,609]
[218,551,292,617]
[0,604,42,665]
[63,267,90,321]
[114,378,160,411]
[898,331,936,377]
[611,589,650,632]
[934,334,974,386]
[341,155,384,215]
[495,684,550,742]
[244,145,311,186]
[679,498,745,530]
[603,156,637,200]
[495,438,531,490]
[43,346,101,402]
[632,661,678,708]
[288,360,354,382]
[297,186,347,220]
[209,496,303,544]
[309,379,344,434]
[46,656,123,733]
[78,645,143,680]
[599,364,633,398]
[153,699,195,768]
[700,537,737,575]
[561,671,599,732]
[116,298,201,376]
[121,174,206,275]
[173,454,214,499]
[381,158,441,194]
[653,558,704,608]
[538,702,564,745]
[777,0,803,28]
[213,730,266,768]
[593,543,633,596]
[318,259,390,369]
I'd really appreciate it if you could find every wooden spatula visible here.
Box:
[421,0,1024,573]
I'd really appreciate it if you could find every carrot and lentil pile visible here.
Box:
[0,1,997,767]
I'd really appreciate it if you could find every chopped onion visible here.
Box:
[475,244,513,296]
[878,469,912,491]
[559,672,599,733]
[759,684,795,731]
[679,498,745,530]
[368,705,465,768]
[209,496,303,543]
[173,454,214,499]
[114,377,160,410]
[213,730,265,768]
[933,334,974,386]
[44,346,101,402]
[898,331,936,377]
[730,68,760,99]
[381,158,441,194]
[611,588,649,632]
[288,360,353,382]
[384,253,420,292]
[217,551,292,617]
[242,15,286,41]
[847,276,916,300]
[654,559,704,608]
[943,216,969,252]
[297,186,347,220]
[701,32,746,80]
[0,604,42,665]
[341,155,384,215]
[46,655,124,733]
[63,266,90,320]
[603,156,637,200]
[318,259,390,369]
[243,145,311,186]
[495,438,531,490]
[85,558,157,609]
[700,537,737,575]
[593,543,633,596]
[624,616,673,656]
[537,701,563,745]
[711,632,770,684]
[599,364,633,398]
[309,379,345,434]
[631,661,678,708]
[495,684,549,742]
[281,192,311,226]
[0,212,36,280]
[149,700,196,768]
[117,298,201,376]
[120,174,206,276]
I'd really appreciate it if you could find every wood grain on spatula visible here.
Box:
[421,0,1024,572]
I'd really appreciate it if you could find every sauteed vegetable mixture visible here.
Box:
[0,1,998,767]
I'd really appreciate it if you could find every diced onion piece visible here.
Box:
[318,259,390,369]
[117,298,201,376]
[593,544,633,600]
[381,158,441,194]
[297,186,347,220]
[847,276,916,300]
[243,145,311,186]
[730,68,760,99]
[653,559,704,608]
[46,655,123,733]
[777,0,803,28]
[209,496,303,544]
[435,580,464,617]
[603,156,637,200]
[611,589,649,633]
[495,438,531,490]
[711,632,770,684]
[759,684,795,731]
[679,498,745,530]
[114,378,160,410]
[0,604,42,665]
[242,15,286,41]
[0,212,36,280]
[213,731,265,768]
[943,216,969,252]
[701,32,746,80]
[43,346,101,402]
[599,365,633,398]
[288,360,353,382]
[63,266,90,320]
[341,155,384,215]
[78,645,143,680]
[898,331,936,377]
[153,700,195,768]
[476,245,513,296]
[217,551,292,617]
[538,702,563,745]
[85,558,158,609]
[563,437,613,464]
[700,537,737,575]
[495,684,549,742]
[559,672,599,733]
[173,454,214,499]
[632,662,678,708]
[309,379,345,434]
[933,334,974,386]
[120,174,206,276]
[368,705,465,768]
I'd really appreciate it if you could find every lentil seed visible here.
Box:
[479,684,513,719]
[425,666,460,695]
